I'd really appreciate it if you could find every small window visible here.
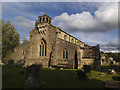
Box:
[40,18,41,22]
[66,50,68,59]
[56,32,58,34]
[37,27,39,30]
[52,45,54,50]
[45,45,46,56]
[102,59,104,62]
[43,17,45,21]
[64,35,67,40]
[77,41,79,45]
[75,40,77,44]
[42,45,44,56]
[40,45,41,56]
[46,18,48,22]
[71,38,74,43]
[49,19,51,23]
[43,31,46,35]
[41,41,43,44]
[63,49,68,60]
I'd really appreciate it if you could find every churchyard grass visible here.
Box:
[2,66,120,88]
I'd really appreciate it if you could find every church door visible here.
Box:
[74,50,78,69]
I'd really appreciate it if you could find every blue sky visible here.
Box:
[2,2,119,53]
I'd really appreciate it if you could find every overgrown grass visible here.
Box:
[2,66,120,88]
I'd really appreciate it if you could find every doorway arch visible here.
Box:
[74,49,78,69]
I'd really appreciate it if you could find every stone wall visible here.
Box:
[52,38,79,67]
[56,28,84,47]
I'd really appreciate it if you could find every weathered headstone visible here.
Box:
[8,60,14,66]
[83,65,91,73]
[108,69,116,74]
[77,70,87,80]
[25,64,42,88]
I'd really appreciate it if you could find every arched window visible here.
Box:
[40,18,41,22]
[66,49,68,59]
[46,18,48,22]
[71,38,74,43]
[43,17,45,21]
[63,49,65,59]
[49,19,51,23]
[64,35,67,40]
[63,49,68,60]
[40,39,46,56]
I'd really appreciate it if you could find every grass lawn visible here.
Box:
[2,66,120,88]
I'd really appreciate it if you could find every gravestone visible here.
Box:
[108,69,116,74]
[83,65,91,73]
[25,64,42,88]
[8,60,14,66]
[77,70,87,80]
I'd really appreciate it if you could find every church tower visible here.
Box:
[35,13,52,27]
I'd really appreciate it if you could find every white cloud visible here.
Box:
[14,16,34,29]
[71,31,119,53]
[95,3,118,28]
[52,2,118,32]
[72,32,112,45]
[100,49,120,53]
[100,37,119,53]
[20,36,29,44]
[101,38,119,48]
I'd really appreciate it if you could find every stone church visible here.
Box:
[10,14,101,69]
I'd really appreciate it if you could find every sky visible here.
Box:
[1,1,119,53]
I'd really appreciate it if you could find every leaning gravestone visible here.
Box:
[25,64,42,88]
[108,69,116,74]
